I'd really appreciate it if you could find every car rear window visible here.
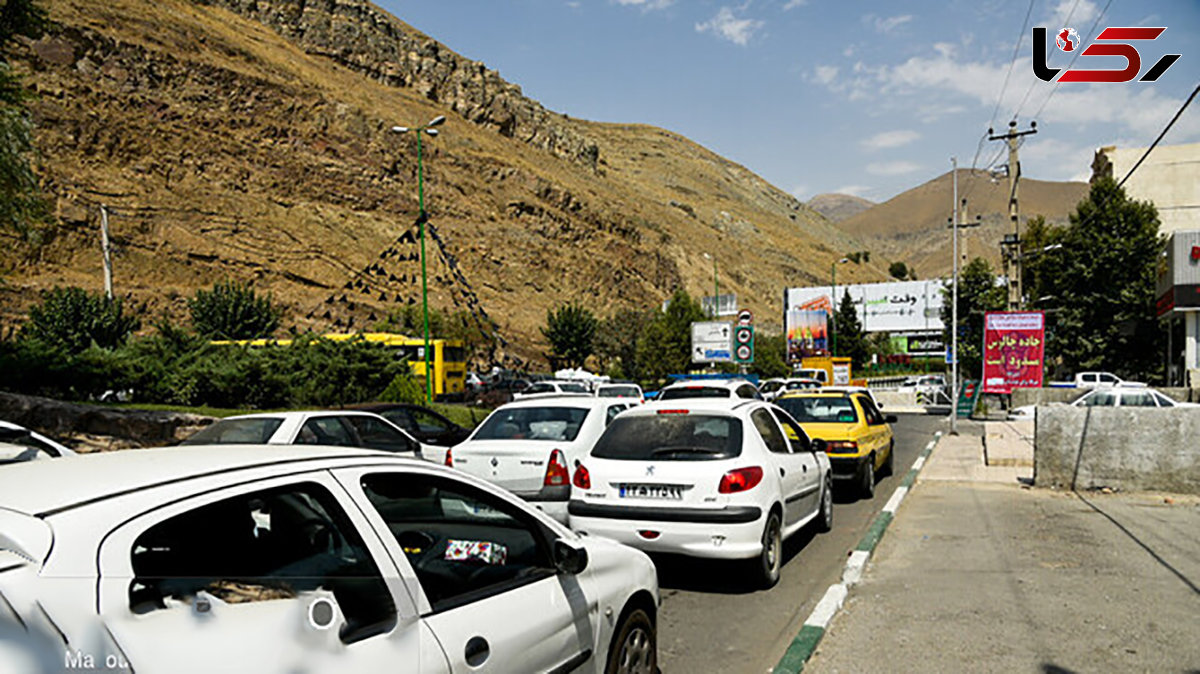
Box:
[472,407,590,441]
[557,382,590,393]
[598,385,640,398]
[658,386,731,400]
[591,413,742,461]
[776,397,859,423]
[181,417,285,445]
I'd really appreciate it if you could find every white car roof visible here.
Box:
[495,395,617,410]
[636,398,758,415]
[0,445,422,517]
[660,379,754,390]
[219,410,389,421]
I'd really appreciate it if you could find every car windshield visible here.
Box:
[1077,391,1117,406]
[591,413,742,461]
[472,407,590,441]
[776,396,859,423]
[181,417,285,445]
[0,427,65,459]
[598,385,640,398]
[659,386,731,400]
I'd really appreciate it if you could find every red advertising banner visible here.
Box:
[983,311,1045,394]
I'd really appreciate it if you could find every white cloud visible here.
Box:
[615,0,674,10]
[782,0,806,9]
[867,161,922,176]
[865,13,913,35]
[1047,0,1098,30]
[695,7,765,46]
[834,185,872,198]
[861,130,921,151]
[812,65,838,85]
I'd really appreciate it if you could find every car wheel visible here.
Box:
[756,510,783,589]
[860,455,876,499]
[817,476,833,532]
[605,607,656,674]
[881,441,895,477]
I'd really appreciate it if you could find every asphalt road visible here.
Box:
[654,413,947,673]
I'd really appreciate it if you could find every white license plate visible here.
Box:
[618,483,685,500]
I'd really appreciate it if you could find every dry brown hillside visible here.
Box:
[835,170,1089,279]
[807,193,874,223]
[0,0,877,366]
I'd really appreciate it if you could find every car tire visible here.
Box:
[605,607,657,674]
[756,510,783,589]
[860,455,876,499]
[817,475,833,533]
[881,441,895,477]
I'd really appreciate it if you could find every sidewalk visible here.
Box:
[805,420,1200,673]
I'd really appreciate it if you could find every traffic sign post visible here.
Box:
[691,321,733,363]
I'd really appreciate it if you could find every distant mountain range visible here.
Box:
[807,193,875,223]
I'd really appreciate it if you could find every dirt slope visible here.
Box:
[807,193,875,223]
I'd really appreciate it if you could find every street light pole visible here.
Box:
[392,115,446,404]
[951,157,959,435]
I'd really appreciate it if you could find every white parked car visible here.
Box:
[447,397,638,523]
[596,383,645,403]
[0,446,660,674]
[0,421,76,464]
[656,379,762,402]
[179,410,433,459]
[568,399,833,588]
[1008,387,1195,419]
[1073,371,1145,389]
[513,380,593,399]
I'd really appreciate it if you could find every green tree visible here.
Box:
[189,280,282,340]
[594,307,653,380]
[1039,177,1162,380]
[941,257,1005,377]
[0,0,48,240]
[888,261,909,280]
[23,286,140,354]
[541,302,598,369]
[635,289,707,382]
[833,289,869,369]
[748,332,789,379]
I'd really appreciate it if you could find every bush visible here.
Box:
[22,286,140,354]
[189,280,282,340]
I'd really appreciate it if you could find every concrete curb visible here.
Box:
[773,430,943,673]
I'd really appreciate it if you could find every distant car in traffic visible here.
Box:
[568,398,833,588]
[0,421,76,464]
[1008,387,1196,419]
[758,378,823,401]
[595,382,645,402]
[344,402,472,447]
[0,445,660,673]
[775,390,896,499]
[513,379,593,399]
[446,396,638,523]
[657,379,762,401]
[180,410,430,458]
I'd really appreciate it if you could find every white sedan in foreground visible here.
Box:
[568,399,833,588]
[180,410,436,459]
[0,445,659,674]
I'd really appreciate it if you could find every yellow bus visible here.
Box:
[214,332,468,400]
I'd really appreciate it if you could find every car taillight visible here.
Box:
[718,466,764,494]
[444,447,453,467]
[544,449,569,487]
[824,441,858,453]
[573,460,591,489]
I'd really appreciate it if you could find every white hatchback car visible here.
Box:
[0,446,659,674]
[568,399,833,588]
[513,380,592,399]
[447,397,637,523]
[180,410,434,458]
[656,379,762,402]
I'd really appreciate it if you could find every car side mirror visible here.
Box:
[553,538,589,575]
[885,415,898,424]
[810,439,828,454]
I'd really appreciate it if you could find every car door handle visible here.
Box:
[780,467,786,477]
[465,636,490,667]
[803,464,807,473]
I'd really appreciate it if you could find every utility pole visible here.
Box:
[989,120,1037,310]
[100,204,113,301]
[951,158,959,435]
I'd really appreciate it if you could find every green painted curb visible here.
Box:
[900,468,919,488]
[775,624,826,674]
[855,511,894,552]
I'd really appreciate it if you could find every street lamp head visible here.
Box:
[425,128,439,136]
[391,126,409,134]
[427,115,446,127]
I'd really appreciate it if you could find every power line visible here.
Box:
[989,0,1039,130]
[1027,0,1117,122]
[1118,83,1199,189]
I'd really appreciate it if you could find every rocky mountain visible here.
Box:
[807,193,874,223]
[834,170,1089,279]
[0,0,877,366]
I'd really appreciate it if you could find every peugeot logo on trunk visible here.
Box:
[645,465,655,476]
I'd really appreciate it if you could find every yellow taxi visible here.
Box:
[775,389,895,498]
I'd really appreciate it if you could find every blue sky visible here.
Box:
[379,0,1200,203]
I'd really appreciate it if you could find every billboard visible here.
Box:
[785,309,828,361]
[983,311,1045,394]
[784,280,944,334]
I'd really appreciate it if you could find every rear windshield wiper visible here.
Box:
[650,446,724,456]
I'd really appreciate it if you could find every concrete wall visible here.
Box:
[1035,406,1200,494]
[1013,387,1198,407]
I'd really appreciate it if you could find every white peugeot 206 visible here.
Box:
[0,445,659,674]
[568,399,833,588]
